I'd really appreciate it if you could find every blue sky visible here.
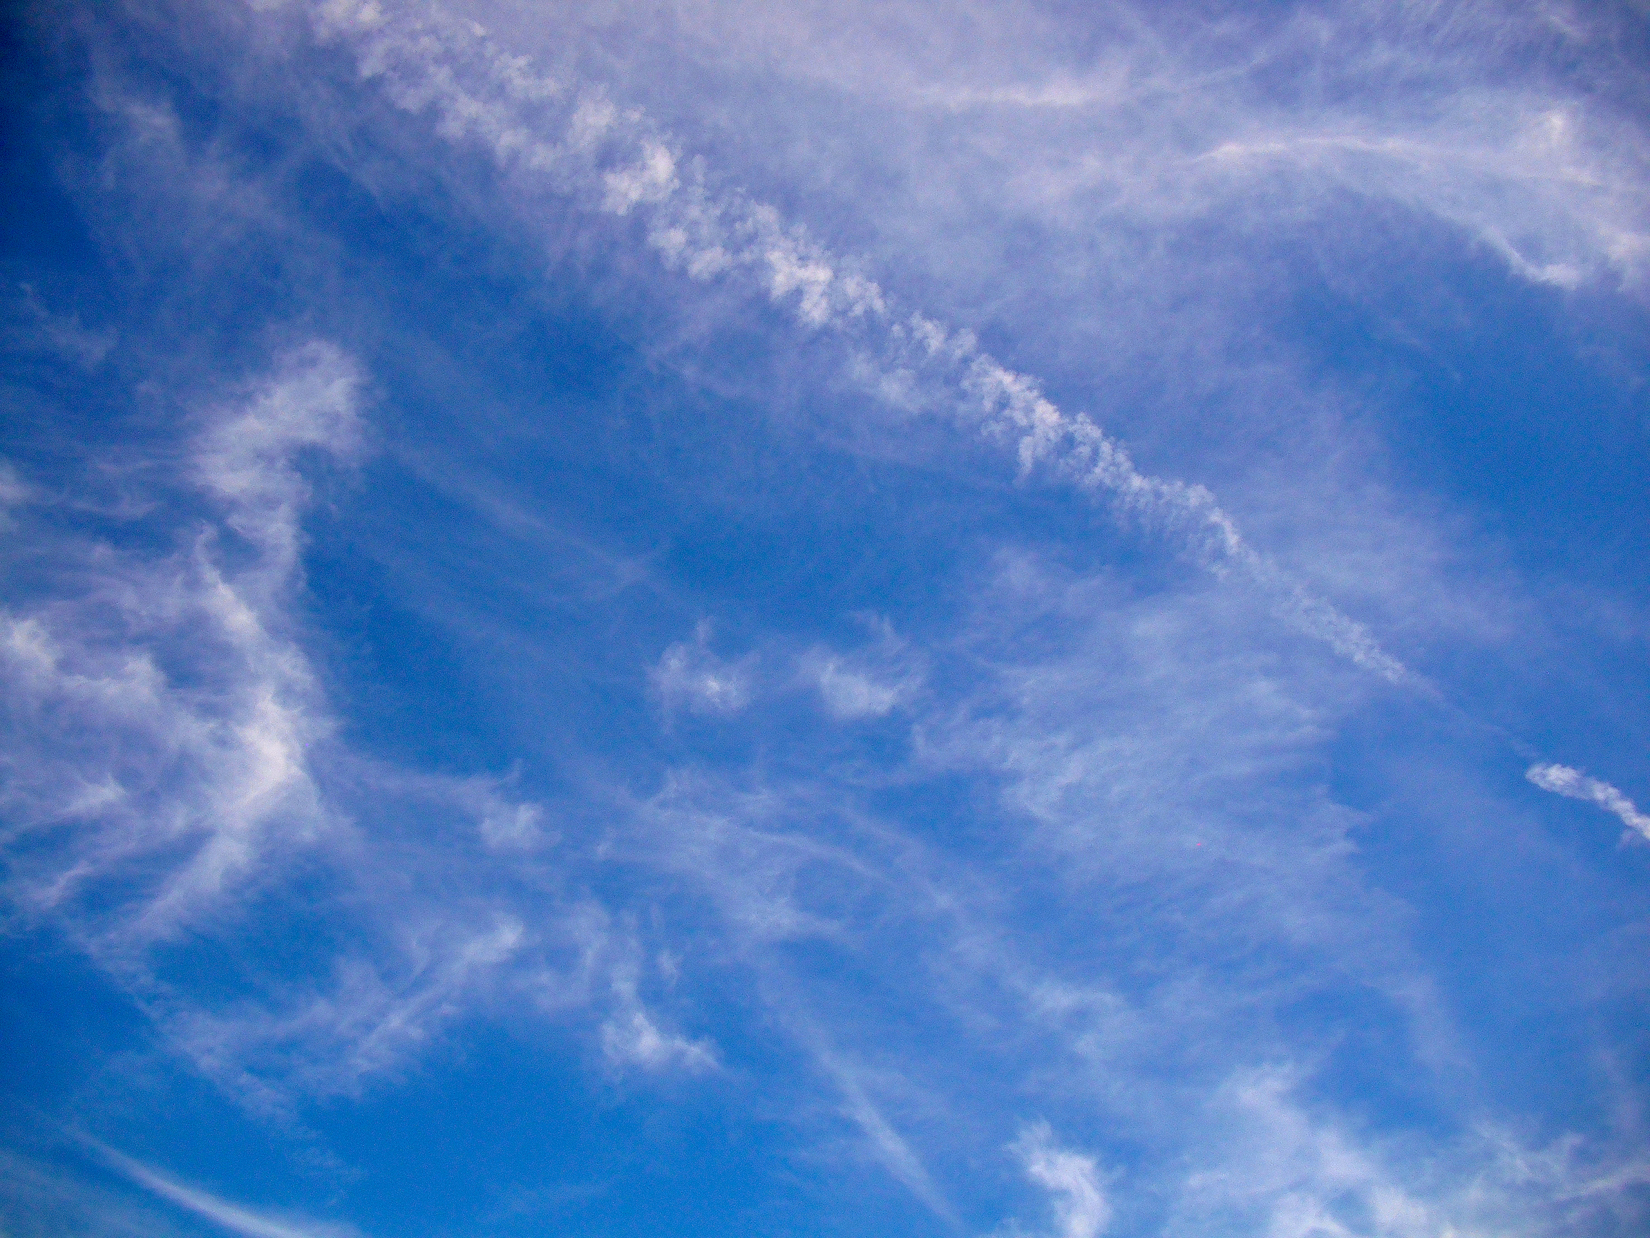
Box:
[2,1,1649,1235]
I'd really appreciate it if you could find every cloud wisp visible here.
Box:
[0,340,578,1112]
[83,1137,362,1238]
[0,341,360,954]
[1527,763,1650,843]
[1010,1122,1109,1238]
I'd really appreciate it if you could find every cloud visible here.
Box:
[8,5,1649,1232]
[1175,1067,1650,1238]
[83,1138,363,1238]
[801,621,918,720]
[598,971,718,1074]
[628,0,1650,296]
[804,1036,952,1221]
[284,0,1424,690]
[1527,762,1650,842]
[4,281,115,368]
[0,342,359,951]
[1010,1122,1109,1238]
[810,655,901,719]
[0,338,571,1112]
[193,340,363,561]
[651,623,753,716]
[165,913,529,1110]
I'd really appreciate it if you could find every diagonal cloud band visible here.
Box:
[293,0,1420,688]
[79,1136,364,1238]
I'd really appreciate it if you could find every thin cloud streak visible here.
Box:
[1527,763,1650,842]
[82,1138,362,1238]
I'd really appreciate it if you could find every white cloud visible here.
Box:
[167,914,528,1110]
[599,1005,717,1073]
[803,1035,952,1221]
[812,655,901,719]
[0,341,568,1112]
[0,343,359,951]
[1174,1066,1650,1238]
[14,7,1649,1230]
[651,623,753,716]
[801,623,918,720]
[1527,762,1650,842]
[5,281,115,367]
[194,339,362,561]
[84,1138,363,1238]
[1009,1122,1109,1238]
[597,968,719,1073]
[631,0,1650,296]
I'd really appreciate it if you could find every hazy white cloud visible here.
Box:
[5,281,115,367]
[0,343,358,951]
[194,340,363,563]
[801,1036,952,1221]
[1527,762,1650,842]
[627,0,1650,295]
[598,960,718,1074]
[1009,1122,1109,1238]
[651,623,753,716]
[811,655,901,719]
[1174,1066,1650,1238]
[85,1138,363,1238]
[7,5,1646,1232]
[0,340,569,1113]
[167,913,528,1110]
[802,621,918,720]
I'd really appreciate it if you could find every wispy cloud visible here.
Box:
[651,622,753,717]
[83,1138,362,1238]
[290,0,1423,689]
[6,4,1648,1233]
[1527,762,1650,842]
[1009,1122,1109,1238]
[800,617,920,720]
[0,342,359,951]
[0,339,582,1112]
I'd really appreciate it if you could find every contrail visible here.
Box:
[298,0,1417,688]
[295,3,1650,854]
[1527,763,1650,842]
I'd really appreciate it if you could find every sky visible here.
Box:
[1,1,1649,1236]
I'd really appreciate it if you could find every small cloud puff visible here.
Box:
[600,960,717,1075]
[651,622,752,716]
[801,617,921,720]
[599,1006,717,1074]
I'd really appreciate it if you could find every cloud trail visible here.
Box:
[83,1138,362,1238]
[295,0,1418,687]
[1527,763,1650,842]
